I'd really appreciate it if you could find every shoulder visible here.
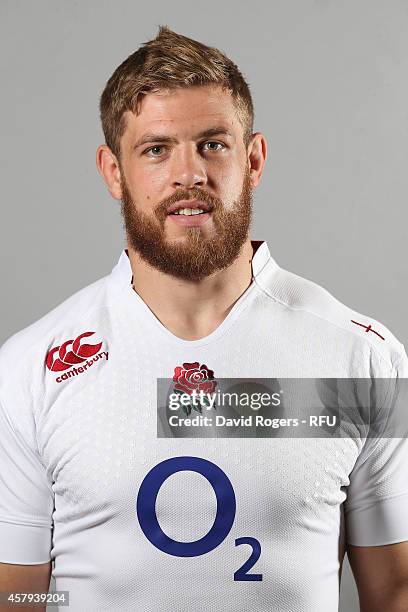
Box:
[255,260,406,374]
[0,273,112,375]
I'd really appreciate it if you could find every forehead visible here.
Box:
[121,84,242,144]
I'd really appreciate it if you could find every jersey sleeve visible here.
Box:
[344,348,408,546]
[0,345,54,564]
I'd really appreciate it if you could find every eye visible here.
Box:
[202,141,225,151]
[145,145,165,157]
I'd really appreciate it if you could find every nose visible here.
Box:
[170,145,207,189]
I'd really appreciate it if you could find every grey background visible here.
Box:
[1,1,407,610]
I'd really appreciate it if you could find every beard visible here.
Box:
[119,167,253,282]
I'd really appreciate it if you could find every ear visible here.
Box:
[96,145,123,200]
[247,132,267,188]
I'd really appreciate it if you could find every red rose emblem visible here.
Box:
[173,362,217,395]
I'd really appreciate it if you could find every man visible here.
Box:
[1,25,407,612]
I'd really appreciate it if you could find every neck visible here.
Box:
[127,239,255,341]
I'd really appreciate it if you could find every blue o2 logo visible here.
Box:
[136,456,262,581]
[137,456,235,556]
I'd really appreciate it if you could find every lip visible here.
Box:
[167,199,213,215]
[168,211,212,227]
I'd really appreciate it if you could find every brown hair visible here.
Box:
[99,25,254,160]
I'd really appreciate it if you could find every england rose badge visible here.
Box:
[172,361,217,415]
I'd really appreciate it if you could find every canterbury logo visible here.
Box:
[46,331,103,372]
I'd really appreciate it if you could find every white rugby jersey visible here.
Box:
[1,240,408,612]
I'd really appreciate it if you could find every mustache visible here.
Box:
[157,189,220,215]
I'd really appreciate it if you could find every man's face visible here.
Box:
[118,84,253,281]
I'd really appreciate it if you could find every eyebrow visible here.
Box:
[133,126,234,150]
